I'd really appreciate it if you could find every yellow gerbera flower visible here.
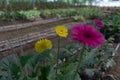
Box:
[55,25,68,38]
[35,39,52,53]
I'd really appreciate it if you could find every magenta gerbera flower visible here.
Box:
[72,24,105,47]
[94,19,104,28]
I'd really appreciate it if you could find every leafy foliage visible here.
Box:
[0,38,116,80]
[101,15,120,42]
[0,7,107,21]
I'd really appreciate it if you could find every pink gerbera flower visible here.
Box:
[94,19,104,28]
[72,24,105,47]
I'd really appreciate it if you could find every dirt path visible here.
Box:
[109,44,120,80]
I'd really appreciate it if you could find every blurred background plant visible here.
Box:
[100,15,120,43]
[0,7,108,21]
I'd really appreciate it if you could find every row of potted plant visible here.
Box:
[0,7,107,21]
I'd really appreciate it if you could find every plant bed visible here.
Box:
[0,22,119,80]
[0,7,109,25]
[0,35,119,79]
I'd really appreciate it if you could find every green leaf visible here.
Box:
[47,68,56,80]
[0,54,18,70]
[29,77,38,80]
[39,66,50,80]
[74,74,81,80]
[9,63,20,79]
[26,49,52,75]
[84,68,95,78]
[62,63,79,80]
[0,71,8,78]
[20,53,35,68]
[105,58,116,68]
[80,49,99,67]
[0,54,20,80]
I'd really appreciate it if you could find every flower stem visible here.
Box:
[15,54,25,79]
[56,37,61,78]
[73,46,85,80]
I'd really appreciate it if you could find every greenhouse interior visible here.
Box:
[0,0,120,80]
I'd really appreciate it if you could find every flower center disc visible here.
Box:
[85,33,92,38]
[60,30,63,34]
